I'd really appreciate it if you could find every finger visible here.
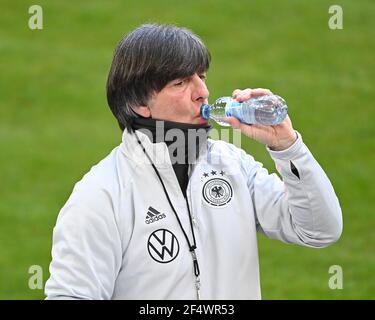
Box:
[249,88,273,97]
[224,117,258,139]
[232,89,242,99]
[235,88,273,102]
[235,88,253,102]
[223,116,241,129]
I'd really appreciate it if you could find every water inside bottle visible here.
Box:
[203,94,288,126]
[251,95,288,125]
[243,95,288,125]
[208,96,232,126]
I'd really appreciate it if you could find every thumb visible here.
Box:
[223,116,241,129]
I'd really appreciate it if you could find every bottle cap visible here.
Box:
[200,104,210,120]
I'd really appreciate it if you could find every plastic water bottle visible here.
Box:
[200,95,288,126]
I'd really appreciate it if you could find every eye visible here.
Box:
[174,80,184,86]
[199,74,207,81]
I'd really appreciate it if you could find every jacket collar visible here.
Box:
[120,129,239,173]
[120,128,170,168]
[120,128,211,169]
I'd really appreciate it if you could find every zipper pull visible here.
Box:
[191,250,201,300]
[195,276,201,300]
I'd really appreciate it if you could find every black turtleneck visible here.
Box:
[130,117,211,198]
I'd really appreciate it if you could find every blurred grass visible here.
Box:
[0,0,374,299]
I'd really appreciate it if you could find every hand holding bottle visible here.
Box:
[224,88,297,151]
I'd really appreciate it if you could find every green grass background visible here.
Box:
[0,0,374,299]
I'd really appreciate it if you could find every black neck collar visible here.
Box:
[130,117,211,144]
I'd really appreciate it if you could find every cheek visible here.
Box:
[165,96,189,115]
[151,90,194,120]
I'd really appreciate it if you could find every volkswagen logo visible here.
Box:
[147,229,180,263]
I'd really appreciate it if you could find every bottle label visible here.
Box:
[226,100,241,117]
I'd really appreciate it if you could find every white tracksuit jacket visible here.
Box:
[45,129,342,300]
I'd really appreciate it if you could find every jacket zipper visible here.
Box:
[186,186,201,300]
[191,250,201,300]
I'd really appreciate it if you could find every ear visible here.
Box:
[133,105,151,118]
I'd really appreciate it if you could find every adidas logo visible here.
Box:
[145,206,166,224]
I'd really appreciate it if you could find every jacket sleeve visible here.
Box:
[242,132,343,248]
[44,187,122,299]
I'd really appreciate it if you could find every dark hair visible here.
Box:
[106,23,211,131]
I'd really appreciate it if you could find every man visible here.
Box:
[45,24,342,299]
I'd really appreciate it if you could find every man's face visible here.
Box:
[146,73,209,125]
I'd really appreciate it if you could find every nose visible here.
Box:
[191,73,209,104]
